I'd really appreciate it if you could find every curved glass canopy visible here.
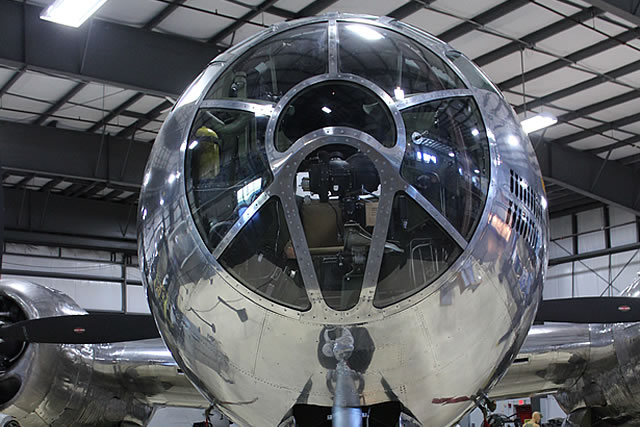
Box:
[186,19,491,311]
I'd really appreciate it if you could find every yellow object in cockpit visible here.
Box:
[195,126,220,178]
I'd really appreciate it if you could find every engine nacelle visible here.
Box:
[554,321,640,426]
[0,279,154,427]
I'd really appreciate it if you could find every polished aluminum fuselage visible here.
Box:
[138,14,548,426]
[0,279,208,427]
[493,282,640,425]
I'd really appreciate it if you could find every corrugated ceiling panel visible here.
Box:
[489,3,563,40]
[577,44,640,73]
[502,91,536,107]
[551,82,632,110]
[432,0,505,19]
[1,94,50,115]
[326,0,408,16]
[522,67,594,96]
[537,25,608,57]
[568,134,617,150]
[57,103,111,123]
[533,0,582,16]
[0,110,34,122]
[619,122,640,135]
[591,16,631,37]
[71,84,138,111]
[605,144,640,160]
[539,123,582,139]
[219,14,283,47]
[402,8,461,36]
[481,50,556,84]
[570,117,603,129]
[588,96,640,122]
[95,0,166,27]
[188,0,254,19]
[128,95,167,114]
[601,11,637,28]
[10,71,77,103]
[108,116,138,128]
[0,67,17,88]
[155,4,237,40]
[50,118,93,132]
[273,0,315,13]
[617,69,640,86]
[453,31,511,60]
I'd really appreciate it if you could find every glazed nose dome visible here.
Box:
[184,19,490,313]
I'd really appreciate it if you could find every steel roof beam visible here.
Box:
[388,1,433,20]
[587,134,640,154]
[499,28,640,91]
[0,0,220,97]
[32,81,88,126]
[474,7,601,67]
[116,100,173,139]
[621,153,640,165]
[0,66,25,96]
[553,111,640,145]
[0,120,150,189]
[295,0,339,17]
[3,188,137,253]
[437,0,529,43]
[536,140,640,215]
[511,59,640,114]
[208,0,280,46]
[87,93,145,133]
[582,0,640,26]
[143,0,187,30]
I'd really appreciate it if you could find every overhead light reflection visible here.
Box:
[394,87,405,100]
[322,106,332,114]
[189,140,199,150]
[346,24,384,41]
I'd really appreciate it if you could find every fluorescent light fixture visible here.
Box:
[346,24,383,41]
[521,113,557,134]
[40,0,108,27]
[322,106,332,114]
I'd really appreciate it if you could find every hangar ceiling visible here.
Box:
[0,0,639,251]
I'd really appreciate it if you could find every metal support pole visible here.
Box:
[332,361,362,427]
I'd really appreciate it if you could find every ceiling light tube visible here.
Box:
[521,113,558,134]
[40,0,108,28]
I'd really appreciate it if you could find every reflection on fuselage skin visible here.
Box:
[139,14,548,427]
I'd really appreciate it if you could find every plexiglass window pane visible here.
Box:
[275,81,396,152]
[219,197,310,310]
[374,192,462,307]
[446,50,499,94]
[294,145,381,311]
[206,24,328,103]
[338,23,465,98]
[401,97,490,240]
[186,109,273,251]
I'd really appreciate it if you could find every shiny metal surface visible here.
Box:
[139,14,548,427]
[0,279,208,427]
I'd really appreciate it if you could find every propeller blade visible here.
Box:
[536,297,640,323]
[0,313,160,344]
